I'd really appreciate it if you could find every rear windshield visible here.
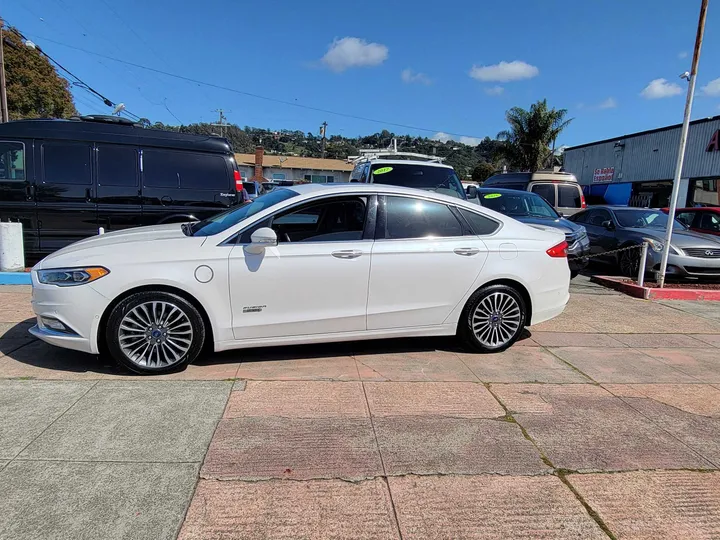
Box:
[243,182,257,195]
[558,184,582,208]
[370,163,465,199]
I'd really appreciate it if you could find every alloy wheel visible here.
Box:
[471,291,522,348]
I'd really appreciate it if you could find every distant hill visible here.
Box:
[149,122,503,179]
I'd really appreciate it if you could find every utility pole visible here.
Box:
[320,121,328,159]
[658,0,708,288]
[0,17,9,123]
[211,108,230,138]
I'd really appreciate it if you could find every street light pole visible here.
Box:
[657,0,709,288]
[0,17,9,123]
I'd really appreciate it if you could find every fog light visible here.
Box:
[41,317,67,332]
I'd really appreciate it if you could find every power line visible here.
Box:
[23,33,484,139]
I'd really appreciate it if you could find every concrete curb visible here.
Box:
[0,272,31,285]
[591,275,720,301]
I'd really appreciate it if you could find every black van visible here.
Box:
[0,116,243,261]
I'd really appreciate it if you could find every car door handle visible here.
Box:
[332,250,363,259]
[454,247,480,256]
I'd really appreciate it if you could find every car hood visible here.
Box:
[623,227,720,247]
[36,224,194,268]
[511,215,579,235]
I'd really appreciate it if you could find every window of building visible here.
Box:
[458,208,500,235]
[384,196,463,239]
[97,144,138,186]
[692,179,719,207]
[42,142,92,185]
[0,141,25,181]
[272,173,286,180]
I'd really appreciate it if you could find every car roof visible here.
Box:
[362,159,453,169]
[477,187,535,194]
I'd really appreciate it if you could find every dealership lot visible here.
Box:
[2,282,720,539]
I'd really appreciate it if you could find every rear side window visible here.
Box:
[558,184,582,208]
[143,149,229,190]
[0,141,25,181]
[384,196,463,239]
[531,184,556,206]
[458,208,500,235]
[97,144,138,186]
[42,142,91,185]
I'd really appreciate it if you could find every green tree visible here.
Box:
[4,28,76,119]
[471,162,496,183]
[497,99,572,172]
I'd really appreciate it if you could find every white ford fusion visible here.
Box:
[30,184,570,374]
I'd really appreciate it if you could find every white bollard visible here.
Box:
[0,222,26,271]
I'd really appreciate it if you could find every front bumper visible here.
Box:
[647,251,720,278]
[567,237,591,272]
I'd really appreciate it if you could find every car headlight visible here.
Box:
[37,267,109,287]
[643,238,664,252]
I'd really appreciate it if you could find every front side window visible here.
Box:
[0,141,25,181]
[97,144,138,186]
[371,164,465,199]
[588,209,612,227]
[531,183,556,206]
[384,196,463,239]
[675,211,696,227]
[558,184,582,208]
[272,196,367,242]
[42,142,91,185]
[699,213,720,232]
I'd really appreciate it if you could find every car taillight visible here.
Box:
[234,170,243,190]
[580,192,587,208]
[546,241,568,258]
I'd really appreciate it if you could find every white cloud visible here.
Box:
[321,37,388,72]
[484,85,504,96]
[432,132,483,147]
[401,68,431,85]
[640,78,683,99]
[701,77,720,97]
[469,60,539,82]
[678,51,688,59]
[598,97,617,109]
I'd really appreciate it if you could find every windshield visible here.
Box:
[190,188,298,236]
[478,191,559,218]
[370,163,465,199]
[615,209,686,231]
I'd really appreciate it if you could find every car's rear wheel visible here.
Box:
[105,291,205,374]
[459,284,526,353]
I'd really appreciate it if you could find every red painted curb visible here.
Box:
[590,275,720,301]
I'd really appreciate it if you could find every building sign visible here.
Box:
[593,167,615,183]
[707,129,720,152]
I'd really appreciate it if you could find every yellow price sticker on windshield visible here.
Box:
[484,193,502,199]
[374,167,393,175]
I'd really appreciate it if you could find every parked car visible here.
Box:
[482,170,586,216]
[462,181,480,204]
[350,154,476,201]
[243,180,266,200]
[569,206,720,278]
[30,183,570,374]
[476,188,590,278]
[661,207,720,237]
[0,115,245,262]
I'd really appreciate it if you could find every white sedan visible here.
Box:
[30,184,570,374]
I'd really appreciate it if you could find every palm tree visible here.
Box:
[497,99,572,172]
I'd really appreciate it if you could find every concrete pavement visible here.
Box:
[2,284,720,538]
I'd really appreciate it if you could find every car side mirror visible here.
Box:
[466,185,478,199]
[246,227,277,254]
[602,220,615,231]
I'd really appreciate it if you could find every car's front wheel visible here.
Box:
[459,284,526,353]
[105,291,206,374]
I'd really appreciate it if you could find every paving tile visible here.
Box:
[390,474,606,539]
[106,359,242,381]
[609,333,708,348]
[569,470,720,540]
[0,380,93,459]
[234,355,359,381]
[458,347,591,383]
[604,384,720,467]
[659,300,720,323]
[491,383,712,471]
[549,347,700,383]
[0,320,35,340]
[0,340,116,379]
[179,478,399,540]
[532,332,626,348]
[224,381,368,418]
[364,382,503,418]
[639,348,720,383]
[355,350,477,382]
[202,417,382,481]
[19,381,231,462]
[0,293,34,323]
[0,285,32,294]
[0,460,198,540]
[374,416,548,475]
[691,334,720,347]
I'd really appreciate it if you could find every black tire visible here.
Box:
[618,247,641,277]
[458,284,527,353]
[105,291,206,375]
[570,270,579,279]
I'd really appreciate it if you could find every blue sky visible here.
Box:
[6,0,720,148]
